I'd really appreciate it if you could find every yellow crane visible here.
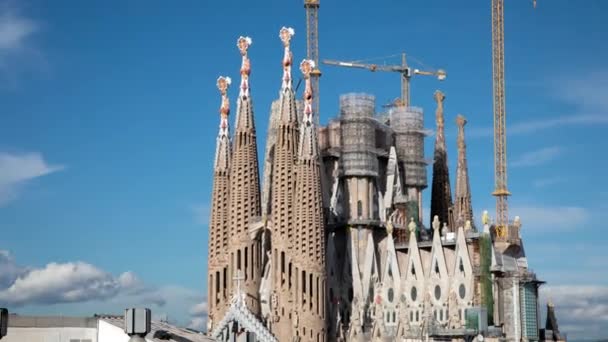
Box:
[322,53,446,108]
[492,0,537,239]
[304,0,321,125]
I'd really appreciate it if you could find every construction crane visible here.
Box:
[322,53,446,108]
[304,0,321,125]
[492,0,537,238]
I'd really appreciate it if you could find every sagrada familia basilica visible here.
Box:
[204,27,565,342]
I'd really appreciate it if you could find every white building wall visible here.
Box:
[2,327,97,342]
[97,319,156,342]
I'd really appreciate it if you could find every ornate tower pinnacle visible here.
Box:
[291,57,327,340]
[217,76,231,134]
[430,90,454,229]
[279,27,295,91]
[237,36,252,99]
[434,90,446,149]
[207,76,233,330]
[268,26,300,341]
[300,59,315,124]
[227,35,262,315]
[455,114,474,228]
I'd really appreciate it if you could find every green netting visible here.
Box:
[479,233,494,325]
[406,201,421,237]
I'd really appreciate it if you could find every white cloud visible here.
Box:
[189,300,208,316]
[539,285,608,340]
[0,259,140,306]
[187,300,208,331]
[0,151,64,206]
[559,70,608,113]
[467,114,608,139]
[511,146,562,167]
[0,2,36,52]
[468,71,608,139]
[0,250,24,288]
[0,1,42,78]
[510,205,589,233]
[187,317,207,331]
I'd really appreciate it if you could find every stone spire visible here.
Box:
[269,26,299,341]
[292,59,327,340]
[454,114,474,227]
[544,301,563,341]
[228,35,262,315]
[430,90,454,228]
[207,76,232,330]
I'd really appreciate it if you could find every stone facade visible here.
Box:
[207,31,559,342]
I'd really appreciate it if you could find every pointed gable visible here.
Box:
[428,224,449,281]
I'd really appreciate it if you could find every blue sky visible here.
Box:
[0,0,606,338]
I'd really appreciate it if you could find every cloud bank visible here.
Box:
[0,250,206,330]
[540,285,608,340]
[0,151,64,206]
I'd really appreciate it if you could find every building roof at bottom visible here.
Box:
[100,316,215,342]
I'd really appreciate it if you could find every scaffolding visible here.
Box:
[390,106,428,189]
[339,93,378,177]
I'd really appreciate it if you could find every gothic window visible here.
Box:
[434,260,440,274]
[434,285,441,300]
[388,288,394,302]
[459,284,466,299]
[459,258,465,274]
[416,311,419,322]
[411,264,416,277]
[357,200,363,218]
[411,286,417,301]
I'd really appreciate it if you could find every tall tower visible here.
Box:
[429,90,453,228]
[207,76,232,330]
[454,114,474,226]
[228,36,262,314]
[391,105,428,222]
[293,59,327,340]
[269,26,299,341]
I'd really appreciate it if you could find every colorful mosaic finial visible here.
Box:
[300,59,315,123]
[236,36,252,99]
[279,27,295,91]
[216,76,231,135]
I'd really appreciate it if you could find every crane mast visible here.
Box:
[305,0,321,125]
[492,0,510,237]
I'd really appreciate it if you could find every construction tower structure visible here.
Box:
[304,0,321,126]
[491,0,511,239]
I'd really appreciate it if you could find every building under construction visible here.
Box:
[204,2,565,341]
